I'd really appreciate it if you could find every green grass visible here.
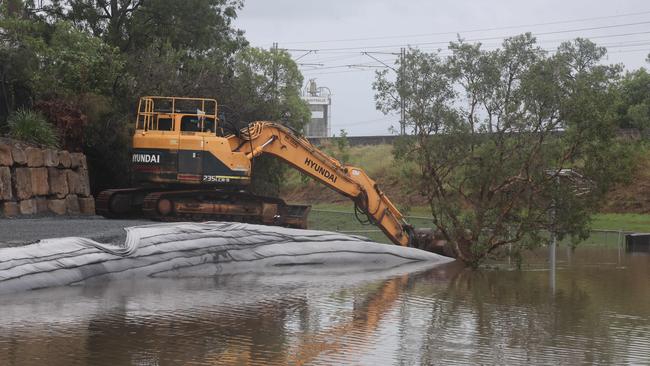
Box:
[308,203,441,244]
[7,109,60,148]
[307,203,650,246]
[591,213,650,232]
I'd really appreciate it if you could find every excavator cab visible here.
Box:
[132,96,251,187]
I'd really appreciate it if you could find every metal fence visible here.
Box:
[309,209,627,247]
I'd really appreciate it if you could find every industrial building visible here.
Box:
[301,79,331,137]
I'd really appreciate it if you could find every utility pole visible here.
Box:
[271,42,279,104]
[270,42,281,121]
[399,47,406,135]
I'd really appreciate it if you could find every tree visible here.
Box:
[0,2,49,122]
[2,1,308,196]
[44,0,245,53]
[614,68,650,132]
[0,2,124,114]
[225,46,310,196]
[333,129,350,162]
[374,35,631,267]
[34,21,124,98]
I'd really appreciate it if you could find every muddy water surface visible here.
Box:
[0,246,648,365]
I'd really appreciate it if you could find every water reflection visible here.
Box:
[0,249,648,365]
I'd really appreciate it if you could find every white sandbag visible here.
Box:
[0,221,453,294]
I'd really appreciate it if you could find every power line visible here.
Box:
[298,38,650,63]
[280,10,650,45]
[302,39,650,71]
[296,53,369,64]
[305,59,396,68]
[605,41,650,49]
[299,37,650,73]
[309,21,650,52]
[300,42,650,75]
[332,116,396,127]
[302,69,376,76]
[299,60,394,71]
[609,48,650,54]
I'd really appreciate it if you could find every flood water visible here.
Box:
[0,245,648,365]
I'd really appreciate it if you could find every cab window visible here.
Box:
[181,116,202,132]
[158,117,173,131]
[203,117,216,133]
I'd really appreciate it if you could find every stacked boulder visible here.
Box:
[0,139,94,217]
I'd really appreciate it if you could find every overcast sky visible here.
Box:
[235,0,650,136]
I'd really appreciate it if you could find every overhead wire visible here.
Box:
[280,10,650,45]
[288,11,650,132]
[301,68,378,76]
[299,37,650,74]
[295,33,650,73]
[306,22,650,52]
[288,29,650,62]
[332,116,396,127]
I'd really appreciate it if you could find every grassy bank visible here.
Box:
[591,213,650,232]
[305,203,650,245]
[310,203,650,232]
[286,142,650,245]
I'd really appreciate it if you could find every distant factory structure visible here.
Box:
[301,79,331,137]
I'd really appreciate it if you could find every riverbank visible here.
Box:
[307,203,650,231]
[1,208,646,248]
[303,203,650,245]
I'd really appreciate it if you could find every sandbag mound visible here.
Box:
[0,222,453,294]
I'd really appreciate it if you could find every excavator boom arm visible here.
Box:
[231,122,413,247]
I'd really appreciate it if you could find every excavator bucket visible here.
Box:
[281,204,311,229]
[410,228,456,258]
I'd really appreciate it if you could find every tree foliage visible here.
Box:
[226,46,310,195]
[614,68,650,132]
[374,35,633,266]
[1,0,308,196]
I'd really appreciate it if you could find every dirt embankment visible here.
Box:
[280,143,426,207]
[601,156,650,214]
[281,174,426,207]
[282,143,650,214]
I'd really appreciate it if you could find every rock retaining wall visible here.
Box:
[0,139,94,217]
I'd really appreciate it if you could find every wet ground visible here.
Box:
[0,217,151,246]
[0,235,647,365]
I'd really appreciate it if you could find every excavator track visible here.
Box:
[142,190,310,228]
[97,188,310,229]
[96,188,152,219]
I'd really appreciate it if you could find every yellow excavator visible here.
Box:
[97,96,441,252]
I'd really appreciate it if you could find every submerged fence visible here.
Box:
[309,209,627,247]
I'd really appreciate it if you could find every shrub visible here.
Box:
[35,99,88,152]
[7,109,60,148]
